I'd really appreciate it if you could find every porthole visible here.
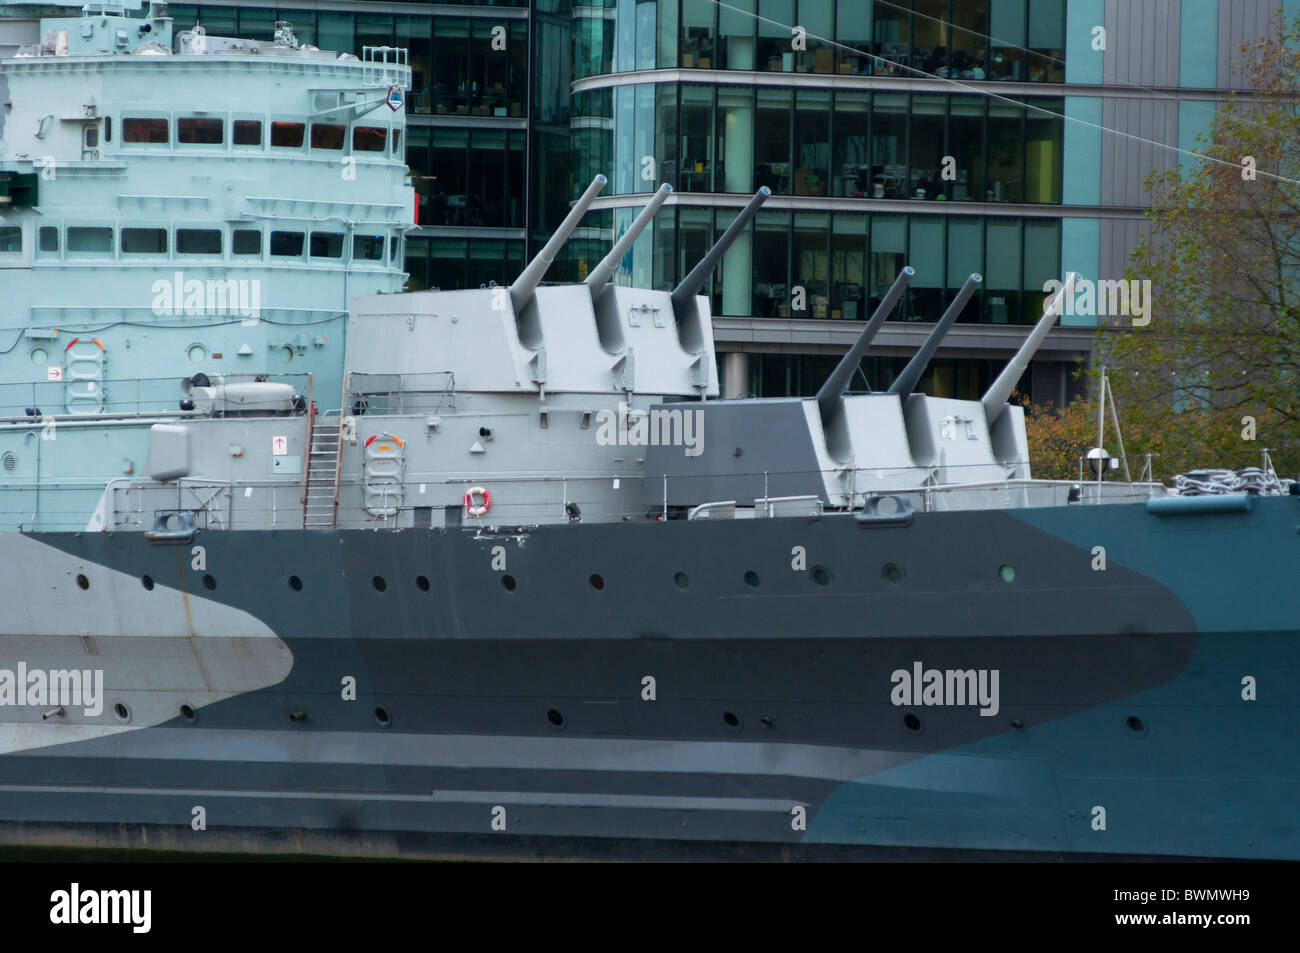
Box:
[589,573,605,591]
[722,711,741,731]
[882,563,904,584]
[187,343,207,364]
[999,564,1016,584]
[141,574,154,591]
[1,452,15,473]
[547,708,565,728]
[29,347,48,366]
[202,574,216,591]
[372,575,386,592]
[416,575,430,591]
[673,572,689,590]
[288,575,302,591]
[744,570,760,588]
[76,573,89,590]
[179,704,196,724]
[1127,715,1147,736]
[374,707,391,728]
[113,702,131,723]
[501,574,517,592]
[279,345,295,364]
[903,713,923,732]
[811,566,831,587]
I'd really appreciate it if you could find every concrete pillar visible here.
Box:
[723,351,749,399]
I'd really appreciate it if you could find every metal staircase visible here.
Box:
[302,410,342,528]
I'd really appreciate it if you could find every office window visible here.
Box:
[718,0,755,70]
[796,0,834,73]
[793,212,829,318]
[752,210,791,317]
[831,213,867,319]
[985,218,1023,323]
[680,86,715,193]
[870,214,906,312]
[835,0,871,74]
[948,96,986,201]
[987,103,1024,202]
[908,217,946,320]
[990,0,1027,80]
[716,85,754,193]
[872,0,910,76]
[754,88,792,193]
[947,218,984,321]
[681,0,715,68]
[871,93,908,198]
[832,91,869,197]
[909,95,946,199]
[794,89,830,196]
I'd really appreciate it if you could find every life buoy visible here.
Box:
[464,486,491,517]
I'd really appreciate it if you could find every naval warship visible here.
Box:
[0,1,1296,861]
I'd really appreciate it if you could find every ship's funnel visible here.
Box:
[981,272,1081,425]
[814,266,914,421]
[887,273,982,399]
[509,173,607,313]
[585,184,672,295]
[669,187,770,326]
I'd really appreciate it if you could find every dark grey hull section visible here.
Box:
[3,498,1297,859]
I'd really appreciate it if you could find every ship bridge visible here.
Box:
[0,0,414,408]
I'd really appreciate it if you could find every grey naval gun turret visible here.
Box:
[2,173,1300,862]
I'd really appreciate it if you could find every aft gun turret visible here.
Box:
[980,272,1080,426]
[887,273,982,399]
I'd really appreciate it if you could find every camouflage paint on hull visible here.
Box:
[0,496,1294,859]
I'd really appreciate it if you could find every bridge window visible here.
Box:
[389,234,400,262]
[0,227,20,253]
[270,121,305,148]
[391,128,401,154]
[176,229,222,255]
[310,124,346,150]
[178,117,224,144]
[270,231,305,257]
[310,231,344,258]
[233,119,262,146]
[353,234,384,261]
[353,126,387,152]
[67,226,113,254]
[38,227,58,253]
[123,117,168,143]
[232,229,261,256]
[121,227,167,254]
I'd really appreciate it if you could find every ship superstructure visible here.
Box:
[0,5,1297,862]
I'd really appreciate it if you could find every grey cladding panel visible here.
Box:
[1106,0,1181,87]
[1219,0,1280,89]
[1101,98,1177,207]
[643,400,824,506]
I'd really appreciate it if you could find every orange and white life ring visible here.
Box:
[464,486,491,517]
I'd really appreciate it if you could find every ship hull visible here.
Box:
[1,498,1296,860]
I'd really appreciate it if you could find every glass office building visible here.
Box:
[174,0,1292,404]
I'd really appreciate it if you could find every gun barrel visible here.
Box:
[585,184,672,291]
[669,187,770,318]
[814,266,915,419]
[887,273,982,398]
[981,273,1081,424]
[510,174,607,312]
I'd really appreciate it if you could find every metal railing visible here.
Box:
[0,373,312,420]
[346,371,456,416]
